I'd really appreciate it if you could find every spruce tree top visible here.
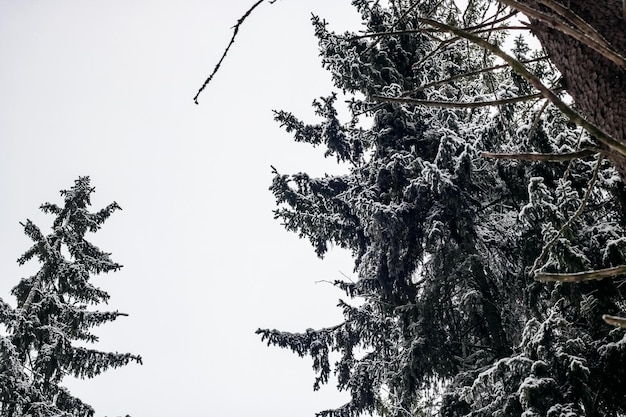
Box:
[1,176,141,417]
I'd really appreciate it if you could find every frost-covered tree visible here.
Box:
[0,177,141,417]
[250,1,626,416]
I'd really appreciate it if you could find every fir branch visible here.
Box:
[193,0,275,104]
[352,103,386,117]
[535,265,626,282]
[481,148,597,162]
[371,90,557,109]
[602,314,626,329]
[360,0,423,56]
[416,17,626,158]
[531,153,604,274]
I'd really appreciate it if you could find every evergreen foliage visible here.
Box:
[0,177,141,417]
[256,1,626,416]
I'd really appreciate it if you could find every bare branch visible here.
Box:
[351,24,526,41]
[194,0,270,104]
[463,9,519,32]
[528,99,550,141]
[473,25,529,34]
[412,36,458,69]
[481,148,597,162]
[412,56,548,92]
[536,265,626,282]
[602,314,626,329]
[315,279,335,285]
[371,90,558,109]
[351,29,437,41]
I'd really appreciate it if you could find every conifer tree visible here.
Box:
[0,177,141,417]
[254,1,626,416]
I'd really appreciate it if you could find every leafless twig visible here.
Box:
[372,89,559,109]
[603,314,626,329]
[412,56,548,92]
[536,265,626,282]
[527,99,550,141]
[194,0,274,104]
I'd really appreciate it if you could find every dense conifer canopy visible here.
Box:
[255,1,626,416]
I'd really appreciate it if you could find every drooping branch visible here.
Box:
[536,265,626,282]
[194,0,274,104]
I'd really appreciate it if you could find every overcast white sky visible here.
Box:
[0,1,365,416]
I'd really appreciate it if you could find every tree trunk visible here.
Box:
[512,0,626,177]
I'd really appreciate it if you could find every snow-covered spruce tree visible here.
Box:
[255,1,626,416]
[0,177,141,417]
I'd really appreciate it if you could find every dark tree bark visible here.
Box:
[513,0,626,177]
